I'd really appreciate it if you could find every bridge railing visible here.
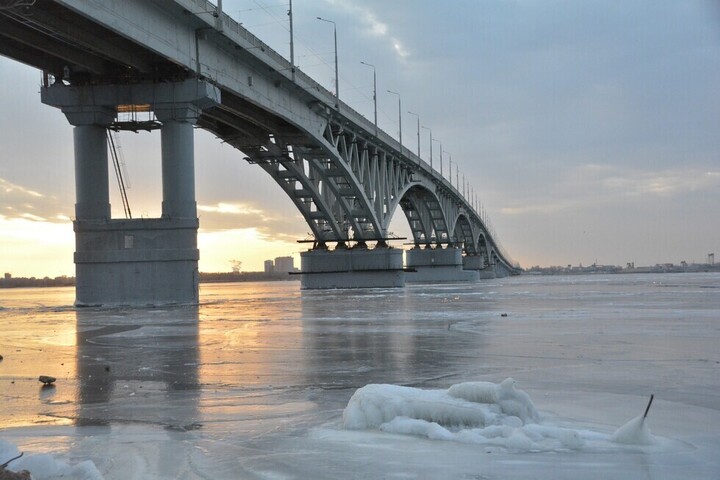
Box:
[186,0,518,269]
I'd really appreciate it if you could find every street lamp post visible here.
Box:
[408,111,420,159]
[387,90,402,154]
[289,0,295,82]
[422,126,432,169]
[434,139,442,175]
[316,17,338,108]
[360,61,377,135]
[446,151,451,184]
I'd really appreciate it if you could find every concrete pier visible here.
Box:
[74,218,199,306]
[300,247,405,289]
[41,80,219,306]
[405,247,479,283]
[463,254,496,279]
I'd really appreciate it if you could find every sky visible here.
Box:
[1,0,719,277]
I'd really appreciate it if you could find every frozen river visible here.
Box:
[1,273,719,479]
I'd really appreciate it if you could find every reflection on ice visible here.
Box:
[344,378,660,452]
[74,308,200,429]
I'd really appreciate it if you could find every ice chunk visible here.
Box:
[379,417,454,441]
[342,379,602,453]
[448,377,538,423]
[447,381,498,404]
[496,377,539,423]
[343,384,493,430]
[343,378,539,432]
[522,424,586,449]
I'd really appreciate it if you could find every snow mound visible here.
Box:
[0,440,103,480]
[343,379,658,452]
[610,415,655,445]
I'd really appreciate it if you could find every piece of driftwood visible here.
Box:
[0,468,32,480]
[0,453,31,480]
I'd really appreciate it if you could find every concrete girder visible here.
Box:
[0,35,68,74]
[18,6,154,73]
[0,16,111,74]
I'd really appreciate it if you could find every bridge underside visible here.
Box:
[1,0,517,301]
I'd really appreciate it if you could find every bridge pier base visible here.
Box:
[300,247,405,289]
[41,80,219,306]
[405,247,479,283]
[462,255,496,279]
[493,263,512,278]
[74,218,199,306]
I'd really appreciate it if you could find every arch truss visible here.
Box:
[243,115,417,246]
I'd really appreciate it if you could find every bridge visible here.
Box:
[0,0,519,305]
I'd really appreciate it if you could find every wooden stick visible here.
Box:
[643,394,654,419]
[1,452,24,469]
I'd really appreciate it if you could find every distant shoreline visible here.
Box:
[525,263,719,276]
[0,271,298,289]
[2,266,718,288]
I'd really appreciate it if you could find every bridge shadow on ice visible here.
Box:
[74,308,200,431]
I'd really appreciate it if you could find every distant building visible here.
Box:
[709,253,715,265]
[4,273,10,280]
[264,260,274,274]
[274,256,294,274]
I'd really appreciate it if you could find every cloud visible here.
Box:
[500,203,568,216]
[197,201,307,239]
[0,177,71,222]
[602,169,720,197]
[1,177,44,198]
[324,0,409,58]
[198,202,264,216]
[500,166,720,216]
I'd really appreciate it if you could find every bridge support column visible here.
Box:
[300,247,405,289]
[157,106,199,220]
[41,80,219,306]
[405,247,479,283]
[74,123,113,220]
[463,255,496,279]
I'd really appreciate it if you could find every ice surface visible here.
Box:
[1,274,720,479]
